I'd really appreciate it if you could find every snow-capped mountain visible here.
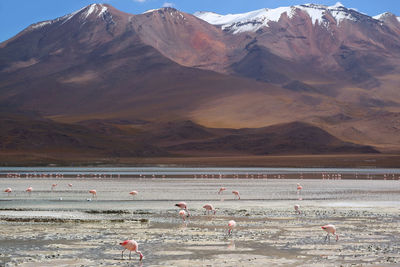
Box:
[373,12,400,22]
[1,3,400,154]
[29,4,111,30]
[373,11,400,27]
[195,2,374,33]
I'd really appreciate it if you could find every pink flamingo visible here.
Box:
[68,183,73,187]
[232,190,240,200]
[179,209,187,222]
[297,183,303,200]
[228,220,236,235]
[4,188,12,196]
[51,184,57,191]
[175,201,190,217]
[89,189,97,199]
[129,191,138,199]
[297,183,303,191]
[322,224,339,242]
[294,204,301,214]
[218,187,226,194]
[26,187,33,195]
[203,204,216,215]
[120,240,143,261]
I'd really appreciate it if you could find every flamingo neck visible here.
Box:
[138,251,143,260]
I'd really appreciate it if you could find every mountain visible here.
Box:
[0,3,399,163]
[0,4,279,122]
[195,2,400,85]
[194,2,400,151]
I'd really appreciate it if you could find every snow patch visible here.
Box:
[195,3,360,34]
[195,7,296,34]
[330,2,345,8]
[60,6,86,25]
[143,8,161,14]
[298,5,326,25]
[98,6,108,17]
[373,12,400,23]
[28,4,108,31]
[373,13,387,20]
[82,4,98,19]
[31,21,53,29]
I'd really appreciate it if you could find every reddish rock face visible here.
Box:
[130,8,230,72]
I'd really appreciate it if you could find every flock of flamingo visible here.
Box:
[3,180,340,262]
[118,183,338,261]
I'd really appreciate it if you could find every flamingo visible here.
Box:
[51,184,57,191]
[297,183,303,200]
[297,183,303,191]
[68,184,73,187]
[322,224,339,242]
[129,191,138,199]
[4,188,12,196]
[26,187,33,195]
[203,204,216,215]
[179,209,187,222]
[228,220,236,235]
[175,201,190,217]
[218,187,226,194]
[294,204,301,214]
[120,240,143,261]
[89,189,97,199]
[232,190,240,200]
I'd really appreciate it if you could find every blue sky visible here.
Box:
[1,0,399,42]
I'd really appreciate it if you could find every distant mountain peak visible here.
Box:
[331,2,345,8]
[373,12,400,23]
[195,3,364,34]
[29,3,110,31]
[144,7,179,13]
[81,3,109,19]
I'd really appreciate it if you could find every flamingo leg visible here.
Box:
[129,250,132,260]
[327,234,331,243]
[121,249,126,259]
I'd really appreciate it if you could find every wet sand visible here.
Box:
[1,178,400,266]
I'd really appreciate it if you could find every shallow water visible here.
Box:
[1,177,399,212]
[1,169,400,266]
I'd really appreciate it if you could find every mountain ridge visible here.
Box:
[0,3,400,162]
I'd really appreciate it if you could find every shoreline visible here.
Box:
[1,153,400,168]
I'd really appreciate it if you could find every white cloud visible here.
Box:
[162,2,175,8]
